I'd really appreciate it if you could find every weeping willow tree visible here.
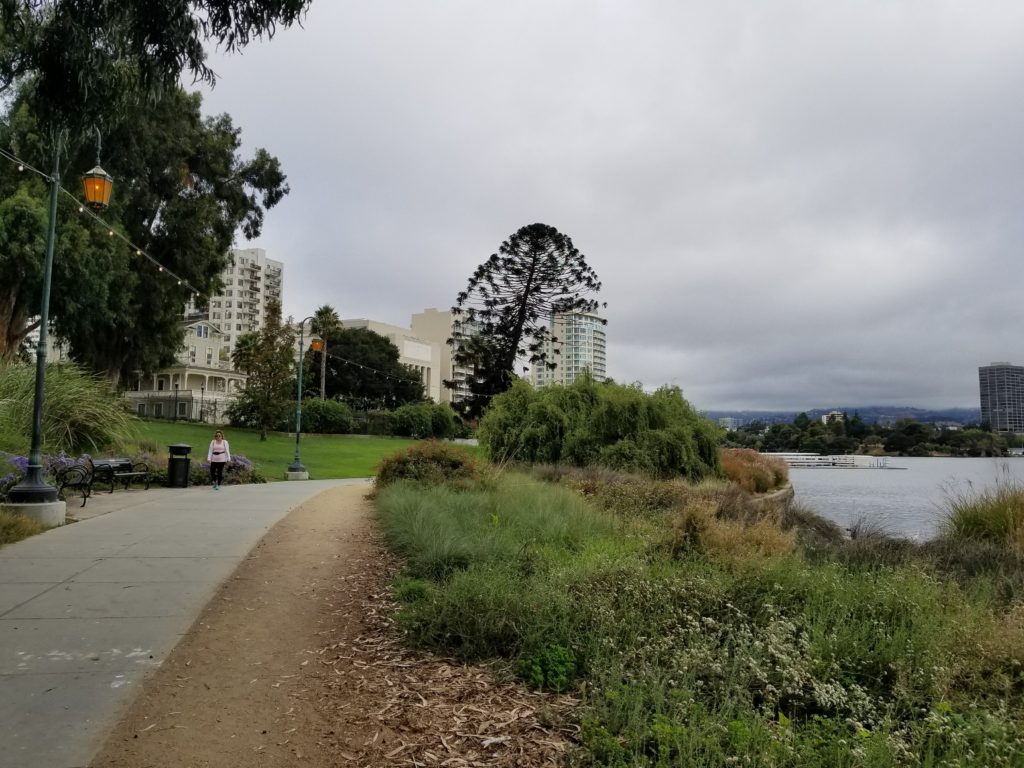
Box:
[478,375,722,480]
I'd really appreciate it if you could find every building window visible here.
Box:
[189,346,197,363]
[137,403,146,416]
[154,403,163,417]
[178,402,188,416]
[207,348,213,365]
[157,379,165,391]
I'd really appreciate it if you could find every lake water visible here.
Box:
[789,457,1024,539]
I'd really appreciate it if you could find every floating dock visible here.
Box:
[764,453,898,469]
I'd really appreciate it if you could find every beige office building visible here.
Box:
[530,311,607,388]
[341,318,442,402]
[409,308,473,404]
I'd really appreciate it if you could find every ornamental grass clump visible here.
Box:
[0,362,136,452]
[941,479,1024,551]
[720,447,789,493]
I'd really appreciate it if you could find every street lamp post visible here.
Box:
[200,385,205,423]
[286,316,315,480]
[3,138,113,525]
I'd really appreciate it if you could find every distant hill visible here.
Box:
[705,406,982,426]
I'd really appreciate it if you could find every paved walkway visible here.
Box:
[0,479,369,768]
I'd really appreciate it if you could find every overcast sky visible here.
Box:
[196,1,1024,411]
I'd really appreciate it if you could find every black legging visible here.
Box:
[210,461,226,485]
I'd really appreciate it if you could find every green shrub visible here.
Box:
[0,362,137,452]
[516,643,577,691]
[391,402,459,439]
[299,398,353,434]
[479,377,721,480]
[366,409,394,436]
[375,441,481,489]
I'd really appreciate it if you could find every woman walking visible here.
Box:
[207,430,231,489]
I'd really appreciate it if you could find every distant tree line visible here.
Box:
[724,412,1008,457]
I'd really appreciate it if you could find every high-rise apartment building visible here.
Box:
[203,247,283,358]
[979,362,1024,432]
[530,311,607,388]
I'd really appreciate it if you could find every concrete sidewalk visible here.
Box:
[0,479,369,768]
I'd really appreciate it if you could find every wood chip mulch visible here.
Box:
[311,540,582,767]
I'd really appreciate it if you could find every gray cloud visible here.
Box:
[198,1,1024,410]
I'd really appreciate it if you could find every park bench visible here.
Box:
[56,457,153,508]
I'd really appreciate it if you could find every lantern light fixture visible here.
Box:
[83,165,114,210]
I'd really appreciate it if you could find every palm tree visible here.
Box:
[310,304,341,400]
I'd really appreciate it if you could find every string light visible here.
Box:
[1,144,205,303]
[318,347,425,386]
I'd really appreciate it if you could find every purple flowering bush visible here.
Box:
[1,451,265,497]
[186,455,266,486]
[1,451,79,497]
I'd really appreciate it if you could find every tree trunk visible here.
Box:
[320,343,327,400]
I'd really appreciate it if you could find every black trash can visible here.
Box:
[167,443,192,488]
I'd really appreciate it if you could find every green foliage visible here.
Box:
[516,644,577,691]
[449,223,604,417]
[479,377,721,480]
[298,399,353,434]
[311,326,424,407]
[0,1,311,132]
[391,402,459,439]
[229,301,295,440]
[736,412,1008,458]
[941,478,1024,549]
[375,441,483,490]
[0,362,137,452]
[0,88,289,383]
[374,469,1024,767]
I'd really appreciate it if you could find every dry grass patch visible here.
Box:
[0,509,47,546]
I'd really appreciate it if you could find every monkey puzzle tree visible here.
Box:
[449,223,603,418]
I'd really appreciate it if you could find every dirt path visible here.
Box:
[91,484,576,768]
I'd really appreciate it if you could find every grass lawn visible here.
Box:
[133,420,417,480]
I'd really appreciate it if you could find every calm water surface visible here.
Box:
[790,457,1024,539]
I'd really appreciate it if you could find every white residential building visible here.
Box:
[136,247,281,422]
[197,247,284,360]
[125,318,246,423]
[530,311,607,388]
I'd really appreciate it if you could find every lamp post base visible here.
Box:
[285,470,310,481]
[0,500,66,527]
